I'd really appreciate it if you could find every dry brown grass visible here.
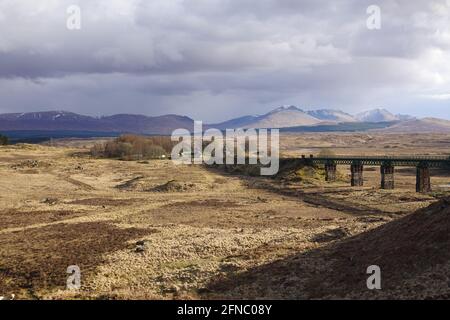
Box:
[0,133,449,300]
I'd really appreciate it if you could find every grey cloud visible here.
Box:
[0,0,449,121]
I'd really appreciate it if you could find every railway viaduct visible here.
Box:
[298,155,450,193]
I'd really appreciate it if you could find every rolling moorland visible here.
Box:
[1,132,450,299]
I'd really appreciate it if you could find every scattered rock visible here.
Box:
[357,216,387,223]
[12,160,50,170]
[164,285,180,294]
[115,176,144,190]
[135,240,148,252]
[42,198,58,205]
[151,180,196,193]
[135,245,146,253]
[312,228,349,243]
[257,196,268,203]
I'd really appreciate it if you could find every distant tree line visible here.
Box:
[0,134,8,145]
[91,134,175,160]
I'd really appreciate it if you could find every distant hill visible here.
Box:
[100,114,194,135]
[306,109,356,122]
[212,115,261,130]
[248,106,322,128]
[355,108,399,122]
[0,111,194,135]
[378,117,450,133]
[280,121,396,133]
[216,106,416,129]
[214,106,322,129]
[0,108,444,137]
[396,114,416,121]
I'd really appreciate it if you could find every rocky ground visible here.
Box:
[0,133,450,299]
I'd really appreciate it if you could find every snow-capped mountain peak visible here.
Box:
[355,108,399,122]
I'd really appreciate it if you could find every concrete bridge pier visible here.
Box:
[325,162,337,182]
[351,163,364,186]
[302,155,446,191]
[380,164,395,189]
[416,163,431,193]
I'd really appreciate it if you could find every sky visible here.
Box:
[0,0,449,122]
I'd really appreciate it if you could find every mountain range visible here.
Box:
[0,111,193,135]
[354,108,414,122]
[0,107,448,135]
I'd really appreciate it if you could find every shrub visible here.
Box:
[90,143,104,157]
[91,134,175,160]
[0,134,8,146]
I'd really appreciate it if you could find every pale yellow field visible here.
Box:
[1,133,450,299]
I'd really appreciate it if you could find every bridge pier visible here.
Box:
[416,163,431,193]
[325,163,337,182]
[380,164,395,189]
[307,155,445,191]
[351,163,364,187]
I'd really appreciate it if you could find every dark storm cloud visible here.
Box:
[0,0,449,120]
